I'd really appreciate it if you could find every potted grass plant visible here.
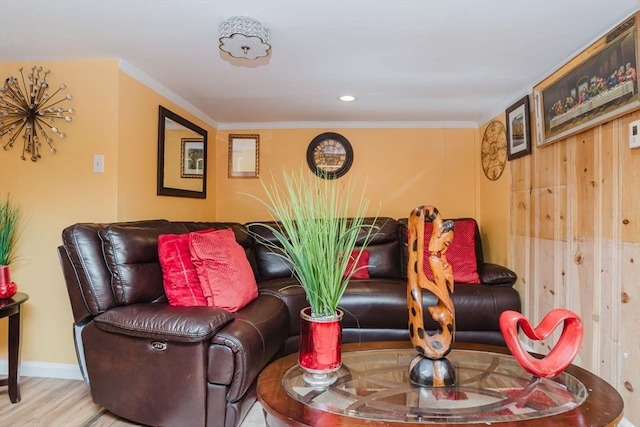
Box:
[0,195,22,299]
[246,168,378,386]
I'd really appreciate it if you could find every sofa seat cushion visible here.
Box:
[339,281,521,332]
[208,293,289,402]
[261,278,521,337]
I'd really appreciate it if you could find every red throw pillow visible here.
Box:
[158,233,208,307]
[344,250,370,280]
[189,228,259,312]
[421,219,481,284]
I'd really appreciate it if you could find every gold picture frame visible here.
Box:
[534,12,640,146]
[180,138,204,178]
[228,134,259,178]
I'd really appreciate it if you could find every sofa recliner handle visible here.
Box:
[93,303,234,343]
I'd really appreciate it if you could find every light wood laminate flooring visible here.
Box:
[0,377,265,426]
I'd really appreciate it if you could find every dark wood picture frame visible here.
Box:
[506,95,532,160]
[157,105,208,199]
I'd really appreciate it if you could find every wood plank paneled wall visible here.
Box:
[511,110,640,424]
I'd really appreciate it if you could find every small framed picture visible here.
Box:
[228,134,259,178]
[181,138,205,178]
[505,95,532,161]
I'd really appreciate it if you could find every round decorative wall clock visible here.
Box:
[306,132,353,179]
[481,120,507,181]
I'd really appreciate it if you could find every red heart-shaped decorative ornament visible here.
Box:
[500,309,583,378]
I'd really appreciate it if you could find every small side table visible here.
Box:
[0,291,29,403]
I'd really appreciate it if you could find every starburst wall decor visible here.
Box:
[0,66,74,162]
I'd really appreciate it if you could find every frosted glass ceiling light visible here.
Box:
[219,16,271,60]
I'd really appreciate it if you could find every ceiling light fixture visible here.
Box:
[339,95,356,102]
[219,16,271,60]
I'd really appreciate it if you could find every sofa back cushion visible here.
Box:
[248,217,402,282]
[61,220,252,319]
[359,217,402,278]
[100,221,191,306]
[61,221,135,319]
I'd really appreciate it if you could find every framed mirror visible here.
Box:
[228,134,259,178]
[157,106,208,198]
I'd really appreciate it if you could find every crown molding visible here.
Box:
[118,59,218,129]
[216,120,479,130]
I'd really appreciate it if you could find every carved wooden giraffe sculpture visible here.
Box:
[407,205,456,386]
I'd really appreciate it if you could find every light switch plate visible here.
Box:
[629,120,640,148]
[93,154,105,173]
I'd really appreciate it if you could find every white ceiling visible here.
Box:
[1,0,639,129]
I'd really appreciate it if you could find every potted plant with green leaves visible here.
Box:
[246,168,378,386]
[0,195,22,299]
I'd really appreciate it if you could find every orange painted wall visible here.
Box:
[215,127,479,223]
[0,60,216,365]
[116,72,216,221]
[0,59,505,370]
[0,60,120,365]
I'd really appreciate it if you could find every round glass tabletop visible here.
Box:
[282,348,588,424]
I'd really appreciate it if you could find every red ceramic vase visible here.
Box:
[0,265,18,299]
[299,307,343,387]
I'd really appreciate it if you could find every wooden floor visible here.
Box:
[0,377,266,427]
[0,377,145,426]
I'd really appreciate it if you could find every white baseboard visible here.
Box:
[0,359,83,380]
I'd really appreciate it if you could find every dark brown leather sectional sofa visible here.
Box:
[58,216,520,427]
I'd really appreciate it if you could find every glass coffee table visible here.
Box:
[257,341,624,426]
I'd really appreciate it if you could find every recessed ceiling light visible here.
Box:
[339,95,356,102]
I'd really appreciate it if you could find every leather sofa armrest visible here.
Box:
[477,262,517,286]
[93,304,234,343]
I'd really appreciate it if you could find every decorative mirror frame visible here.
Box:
[228,134,260,178]
[157,106,208,198]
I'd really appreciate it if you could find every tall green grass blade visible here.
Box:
[243,169,379,318]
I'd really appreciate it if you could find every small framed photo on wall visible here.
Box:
[505,95,532,160]
[228,134,260,178]
[181,138,205,178]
